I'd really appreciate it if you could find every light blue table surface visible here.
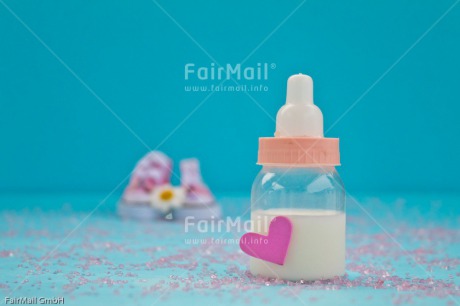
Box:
[0,193,459,306]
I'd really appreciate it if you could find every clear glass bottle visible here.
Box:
[250,165,346,281]
[241,73,346,281]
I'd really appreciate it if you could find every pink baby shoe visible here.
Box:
[180,158,215,206]
[174,158,221,220]
[122,151,172,204]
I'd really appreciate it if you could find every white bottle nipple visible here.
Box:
[275,74,324,138]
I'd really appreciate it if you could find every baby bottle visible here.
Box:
[241,73,345,281]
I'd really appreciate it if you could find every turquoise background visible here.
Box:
[1,0,459,194]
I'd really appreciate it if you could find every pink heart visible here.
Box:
[239,216,292,265]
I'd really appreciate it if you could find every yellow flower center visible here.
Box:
[160,189,174,201]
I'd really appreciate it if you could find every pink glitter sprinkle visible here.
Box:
[1,204,459,305]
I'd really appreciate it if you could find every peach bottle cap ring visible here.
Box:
[258,74,340,166]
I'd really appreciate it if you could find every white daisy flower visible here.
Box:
[150,184,185,213]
